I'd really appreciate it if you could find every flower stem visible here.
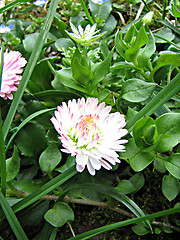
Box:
[0,107,6,196]
[79,0,94,25]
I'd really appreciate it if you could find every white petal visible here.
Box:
[87,161,96,176]
[89,157,101,170]
[76,164,85,173]
[76,154,88,165]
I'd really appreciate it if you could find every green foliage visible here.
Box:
[0,0,180,239]
[45,202,74,227]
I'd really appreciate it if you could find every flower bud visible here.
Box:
[142,11,154,25]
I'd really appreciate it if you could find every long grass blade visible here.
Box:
[66,183,152,232]
[126,72,180,130]
[0,191,29,240]
[2,0,59,141]
[67,207,180,240]
[12,166,77,212]
[0,108,6,195]
[0,0,30,14]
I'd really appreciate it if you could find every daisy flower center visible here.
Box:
[73,114,100,148]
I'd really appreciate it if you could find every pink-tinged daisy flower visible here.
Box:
[0,50,27,100]
[51,97,128,176]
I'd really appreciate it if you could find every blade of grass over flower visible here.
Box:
[0,191,29,240]
[0,45,5,90]
[67,207,180,240]
[0,0,30,14]
[66,183,152,232]
[5,108,56,151]
[2,0,59,141]
[0,108,6,196]
[12,166,77,212]
[79,0,94,25]
[126,72,180,131]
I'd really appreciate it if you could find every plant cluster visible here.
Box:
[0,0,180,239]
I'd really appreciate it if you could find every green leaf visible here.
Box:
[125,24,149,65]
[15,123,47,157]
[153,159,166,173]
[164,154,180,179]
[30,59,53,91]
[156,52,180,67]
[49,62,87,93]
[44,202,74,227]
[91,49,113,88]
[101,14,117,36]
[154,113,180,153]
[115,180,135,194]
[121,79,156,103]
[23,32,39,52]
[172,4,180,17]
[162,175,179,201]
[39,144,62,175]
[124,24,137,43]
[120,138,155,172]
[55,38,75,52]
[6,146,20,182]
[0,191,28,240]
[133,116,158,148]
[154,28,174,43]
[137,30,155,71]
[89,0,112,21]
[132,224,149,235]
[56,156,75,173]
[129,173,145,192]
[71,49,93,85]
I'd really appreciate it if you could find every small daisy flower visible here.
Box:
[33,0,47,6]
[65,23,106,46]
[0,24,13,34]
[91,0,108,4]
[0,50,27,100]
[51,97,128,176]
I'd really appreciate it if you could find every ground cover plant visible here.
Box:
[0,0,180,239]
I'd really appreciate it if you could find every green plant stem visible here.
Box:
[141,0,151,11]
[0,107,6,196]
[79,0,94,25]
[126,72,180,131]
[2,0,59,141]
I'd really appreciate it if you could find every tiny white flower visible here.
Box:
[33,0,47,6]
[0,24,13,34]
[91,0,108,4]
[65,23,106,46]
[51,97,128,176]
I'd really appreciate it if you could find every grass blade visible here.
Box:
[0,191,29,240]
[0,108,6,195]
[2,0,59,141]
[12,166,77,212]
[66,183,152,232]
[0,0,30,14]
[67,207,180,240]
